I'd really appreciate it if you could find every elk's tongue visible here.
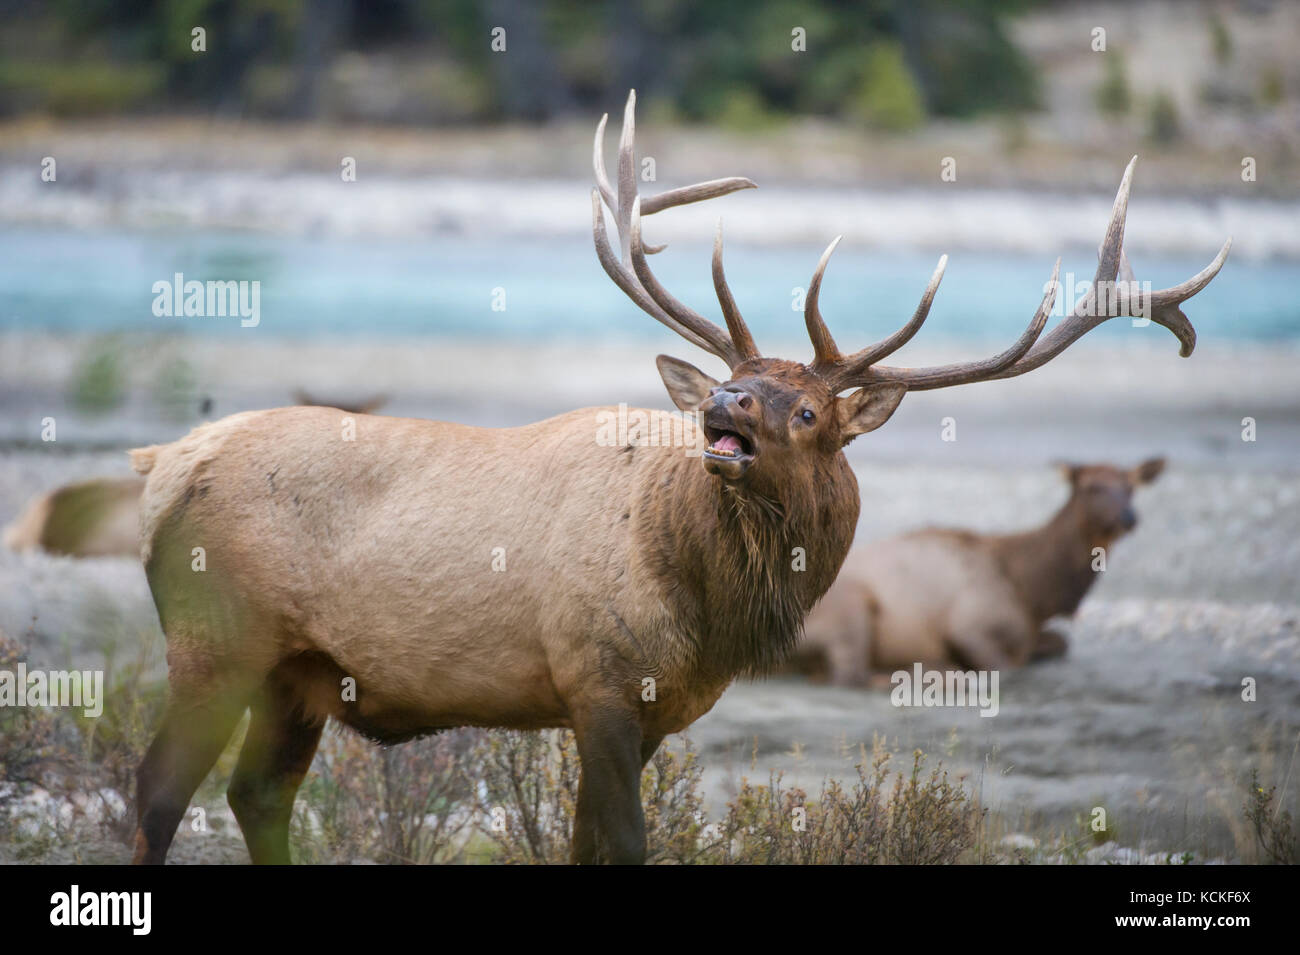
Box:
[711,434,743,454]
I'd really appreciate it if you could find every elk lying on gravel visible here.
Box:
[290,389,388,415]
[5,395,387,560]
[128,91,1228,864]
[4,476,145,558]
[793,458,1166,684]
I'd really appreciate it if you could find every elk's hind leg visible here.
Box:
[943,594,1034,670]
[133,679,253,864]
[227,665,324,865]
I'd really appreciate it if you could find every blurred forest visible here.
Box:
[1,1,1295,196]
[0,0,1041,127]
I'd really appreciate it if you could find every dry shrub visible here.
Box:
[1,625,175,854]
[883,750,983,864]
[296,725,475,864]
[0,631,81,834]
[470,729,579,864]
[78,641,168,841]
[5,613,979,866]
[1243,769,1298,865]
[710,746,980,865]
[467,730,715,864]
[461,731,980,865]
[642,741,714,864]
[711,760,887,864]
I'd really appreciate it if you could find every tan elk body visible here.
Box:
[131,404,851,744]
[129,91,1228,865]
[797,459,1165,682]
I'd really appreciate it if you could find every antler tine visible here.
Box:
[1095,155,1136,287]
[595,108,666,254]
[976,159,1229,381]
[818,253,949,388]
[592,112,617,218]
[1142,236,1231,356]
[863,259,1060,392]
[804,236,845,372]
[616,92,639,264]
[591,190,715,354]
[981,237,1230,382]
[591,89,759,369]
[713,221,760,363]
[642,180,757,216]
[630,200,741,366]
[828,156,1227,393]
[640,180,757,255]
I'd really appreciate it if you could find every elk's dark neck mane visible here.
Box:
[638,448,859,680]
[990,494,1098,623]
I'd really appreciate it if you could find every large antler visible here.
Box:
[808,156,1231,393]
[592,90,759,369]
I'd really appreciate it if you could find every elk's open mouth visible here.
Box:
[704,428,754,459]
[702,425,757,479]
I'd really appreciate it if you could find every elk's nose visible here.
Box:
[709,389,754,413]
[1120,507,1137,530]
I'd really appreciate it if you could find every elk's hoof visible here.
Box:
[1031,629,1069,661]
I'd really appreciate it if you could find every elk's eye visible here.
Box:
[801,409,816,423]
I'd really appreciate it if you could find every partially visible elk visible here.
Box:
[795,458,1167,684]
[127,91,1227,865]
[290,389,388,415]
[4,476,145,558]
[4,393,387,559]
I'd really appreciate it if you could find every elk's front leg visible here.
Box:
[571,706,645,865]
[641,734,665,768]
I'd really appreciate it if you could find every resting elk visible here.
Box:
[4,395,386,560]
[795,458,1166,683]
[5,476,145,558]
[129,91,1228,864]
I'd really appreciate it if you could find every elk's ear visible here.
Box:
[656,355,720,412]
[1055,461,1084,485]
[836,384,907,445]
[1132,456,1166,485]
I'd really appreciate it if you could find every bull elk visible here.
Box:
[795,458,1166,683]
[128,91,1228,864]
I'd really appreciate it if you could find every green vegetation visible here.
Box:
[150,353,199,424]
[1208,12,1233,66]
[1259,67,1284,107]
[0,61,164,115]
[902,0,1040,118]
[0,0,1041,126]
[1243,770,1298,864]
[851,43,926,132]
[0,634,80,851]
[1095,52,1132,116]
[1147,90,1181,144]
[69,337,127,414]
